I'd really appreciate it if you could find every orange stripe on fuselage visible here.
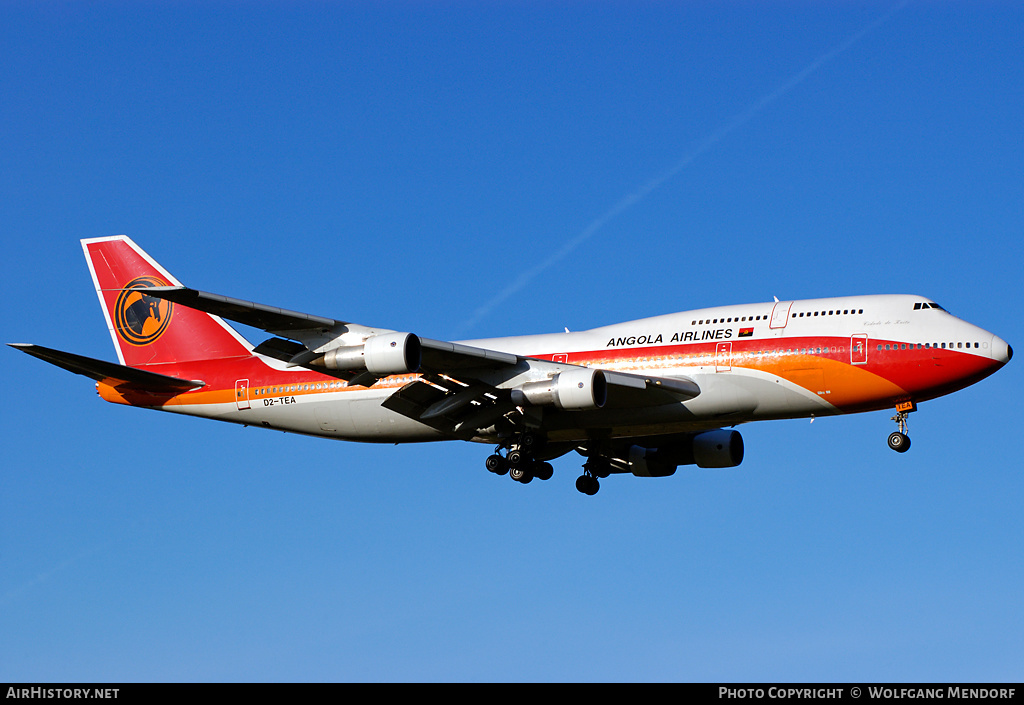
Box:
[98,371,421,408]
[571,335,996,412]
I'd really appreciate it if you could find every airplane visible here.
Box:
[10,235,1013,495]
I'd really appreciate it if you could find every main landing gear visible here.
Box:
[575,456,611,496]
[483,435,614,496]
[887,402,915,453]
[575,474,599,495]
[484,432,553,485]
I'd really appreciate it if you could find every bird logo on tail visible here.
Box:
[113,276,174,346]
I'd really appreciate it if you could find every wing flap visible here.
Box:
[9,343,204,392]
[380,379,459,433]
[381,376,514,438]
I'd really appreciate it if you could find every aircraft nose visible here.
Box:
[990,335,1012,364]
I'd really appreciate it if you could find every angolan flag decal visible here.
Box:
[739,327,754,337]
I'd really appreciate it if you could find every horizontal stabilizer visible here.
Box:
[9,343,205,392]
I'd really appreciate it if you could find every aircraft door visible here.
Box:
[851,334,868,365]
[716,342,733,372]
[235,379,250,410]
[770,301,793,329]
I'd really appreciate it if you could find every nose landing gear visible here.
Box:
[888,402,914,453]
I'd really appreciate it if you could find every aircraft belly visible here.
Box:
[306,395,443,442]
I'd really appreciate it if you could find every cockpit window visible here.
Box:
[914,302,946,311]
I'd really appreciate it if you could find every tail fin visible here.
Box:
[82,236,252,368]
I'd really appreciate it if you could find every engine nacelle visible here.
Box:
[315,332,421,376]
[364,332,421,375]
[627,445,678,478]
[511,368,607,410]
[692,429,744,468]
[625,430,744,476]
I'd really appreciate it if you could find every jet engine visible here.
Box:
[510,368,607,410]
[625,429,744,477]
[692,429,744,469]
[313,332,422,376]
[627,445,679,478]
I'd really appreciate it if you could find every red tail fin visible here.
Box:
[82,236,251,368]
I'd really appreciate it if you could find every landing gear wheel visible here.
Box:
[888,431,911,453]
[534,462,553,481]
[575,474,599,495]
[485,454,508,475]
[510,465,533,483]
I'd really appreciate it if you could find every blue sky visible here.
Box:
[2,1,1022,682]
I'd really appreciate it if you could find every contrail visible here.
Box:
[458,0,910,334]
[1,542,110,606]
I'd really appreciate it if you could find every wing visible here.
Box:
[142,286,700,438]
